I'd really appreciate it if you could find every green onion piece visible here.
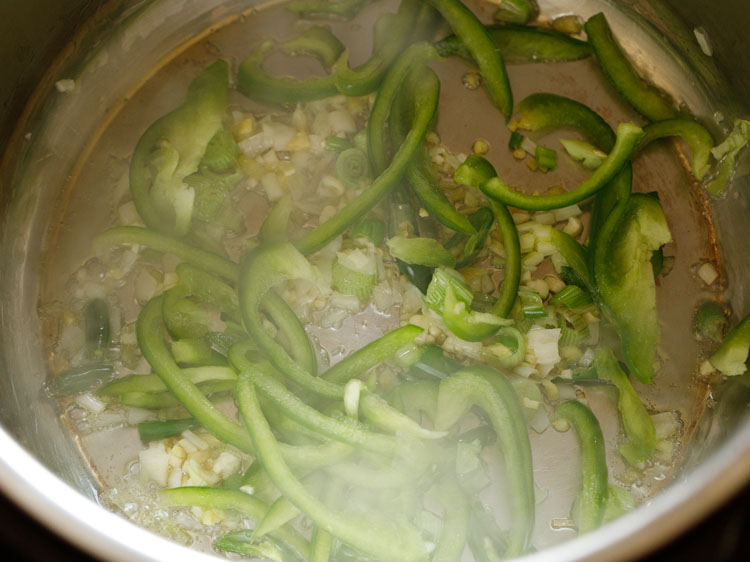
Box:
[494,0,538,24]
[137,418,199,442]
[351,217,385,245]
[424,267,473,315]
[709,313,750,376]
[325,135,356,152]
[694,301,727,344]
[387,236,456,268]
[84,298,110,359]
[560,138,607,169]
[336,147,370,187]
[261,195,293,243]
[509,131,524,151]
[47,363,114,396]
[549,285,595,312]
[517,287,547,318]
[535,145,557,170]
[201,128,239,173]
[331,255,377,299]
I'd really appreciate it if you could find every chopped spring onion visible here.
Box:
[344,379,363,418]
[84,298,111,359]
[332,248,378,299]
[694,301,727,344]
[548,285,595,312]
[517,287,547,319]
[509,131,524,151]
[484,326,526,369]
[535,145,557,170]
[325,135,356,152]
[386,236,457,268]
[137,418,199,442]
[424,267,473,315]
[335,147,370,187]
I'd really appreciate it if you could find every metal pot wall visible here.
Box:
[0,1,748,560]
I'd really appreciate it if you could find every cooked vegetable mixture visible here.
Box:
[46,1,750,561]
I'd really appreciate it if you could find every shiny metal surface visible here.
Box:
[0,1,749,561]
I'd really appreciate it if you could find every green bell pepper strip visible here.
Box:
[160,487,310,561]
[129,60,228,237]
[427,0,513,121]
[594,348,656,468]
[239,243,343,399]
[228,354,396,455]
[321,324,424,384]
[388,187,435,293]
[263,289,319,377]
[549,229,594,294]
[237,40,338,106]
[310,526,333,562]
[98,365,237,397]
[137,294,352,468]
[367,42,439,175]
[638,118,714,180]
[175,263,240,322]
[494,0,538,25]
[587,164,633,255]
[552,400,608,534]
[431,479,470,562]
[709,313,750,376]
[214,531,302,562]
[235,374,430,562]
[584,13,677,122]
[593,194,672,384]
[443,207,494,269]
[94,225,238,281]
[435,367,534,557]
[331,0,422,97]
[117,380,234,410]
[467,501,508,562]
[442,284,510,342]
[436,24,592,64]
[480,122,642,211]
[325,456,423,489]
[286,0,367,21]
[516,93,616,152]
[295,66,440,255]
[390,379,440,423]
[358,390,448,439]
[453,155,521,318]
[280,26,345,68]
[387,236,457,268]
[255,473,326,539]
[386,64,476,236]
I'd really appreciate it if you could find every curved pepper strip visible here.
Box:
[435,366,534,557]
[237,40,338,106]
[262,289,318,377]
[138,294,351,468]
[637,118,714,180]
[130,60,228,237]
[386,59,476,236]
[443,207,494,268]
[594,348,656,468]
[593,194,672,384]
[584,13,677,122]
[321,324,424,384]
[231,341,444,441]
[427,0,513,121]
[552,400,608,534]
[431,479,470,562]
[436,24,593,64]
[549,229,594,294]
[331,0,422,97]
[296,66,440,255]
[587,164,633,256]
[388,187,435,293]
[286,0,367,21]
[160,487,311,561]
[481,122,642,211]
[235,374,430,562]
[516,92,616,152]
[240,243,343,398]
[255,472,325,539]
[279,26,345,68]
[454,155,521,318]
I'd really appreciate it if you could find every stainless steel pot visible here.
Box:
[1,1,748,560]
